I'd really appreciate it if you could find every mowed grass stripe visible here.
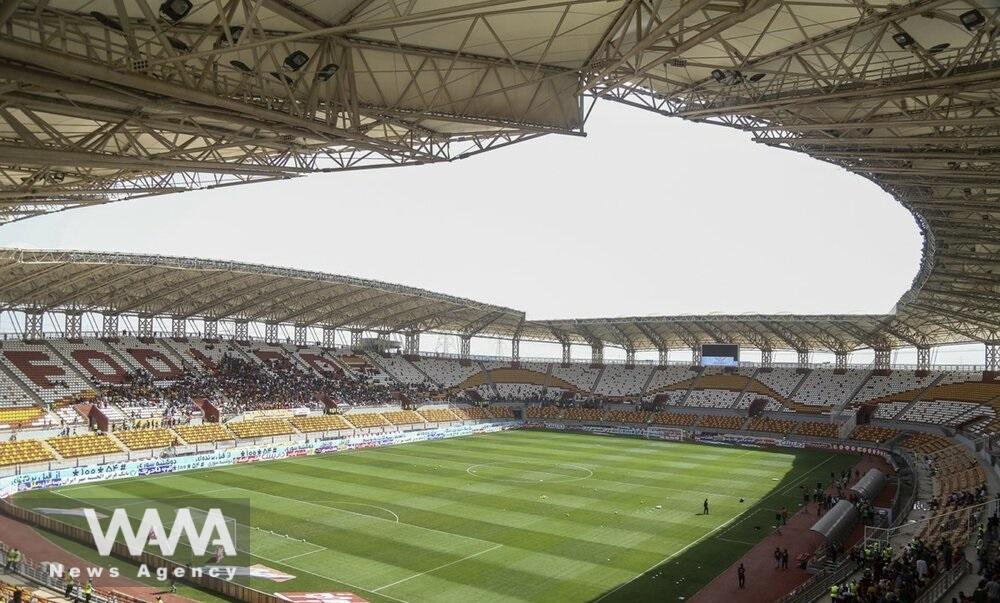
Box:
[19,431,856,603]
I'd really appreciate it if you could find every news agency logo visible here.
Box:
[83,507,237,557]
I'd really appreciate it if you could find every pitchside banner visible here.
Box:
[523,421,687,441]
[0,422,517,498]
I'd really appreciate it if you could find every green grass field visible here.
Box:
[15,430,857,603]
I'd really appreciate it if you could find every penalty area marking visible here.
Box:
[466,462,593,484]
[373,543,503,593]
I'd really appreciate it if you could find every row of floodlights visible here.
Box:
[893,9,987,48]
[88,2,339,82]
[710,69,766,84]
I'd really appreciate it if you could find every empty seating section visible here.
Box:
[526,406,562,419]
[643,366,691,393]
[290,414,352,432]
[174,423,234,444]
[873,401,909,419]
[417,408,459,423]
[493,383,546,400]
[416,359,480,388]
[0,341,92,403]
[699,415,743,430]
[164,338,231,371]
[0,406,45,428]
[0,440,54,466]
[105,337,186,384]
[452,406,489,420]
[227,419,295,439]
[375,355,426,384]
[345,412,390,428]
[487,405,516,419]
[684,389,739,409]
[795,369,870,407]
[47,434,122,458]
[796,421,839,438]
[550,364,602,391]
[49,338,127,385]
[382,410,425,425]
[901,400,992,426]
[115,428,175,450]
[746,417,796,434]
[900,432,953,454]
[605,409,650,424]
[594,365,653,397]
[736,394,783,412]
[0,370,34,407]
[650,411,698,426]
[562,407,604,421]
[853,371,939,404]
[850,425,899,443]
[754,369,802,397]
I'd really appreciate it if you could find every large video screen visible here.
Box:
[701,344,739,367]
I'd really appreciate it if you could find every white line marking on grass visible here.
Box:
[277,544,327,563]
[249,549,415,603]
[373,544,503,593]
[306,501,399,523]
[466,462,593,484]
[224,486,500,547]
[593,511,746,603]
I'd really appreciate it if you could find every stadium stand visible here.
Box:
[114,427,175,450]
[46,434,122,458]
[850,424,899,443]
[604,409,650,424]
[417,408,459,423]
[382,410,425,425]
[650,411,698,427]
[487,405,516,419]
[290,414,353,432]
[374,354,427,385]
[0,341,92,403]
[795,421,839,438]
[745,417,797,434]
[526,406,562,419]
[754,368,803,398]
[173,423,234,444]
[0,440,54,467]
[593,365,653,397]
[226,419,296,439]
[452,406,489,420]
[562,407,604,421]
[415,358,480,388]
[699,415,743,430]
[795,368,870,407]
[344,412,391,428]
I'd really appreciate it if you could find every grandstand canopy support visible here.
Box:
[625,346,635,368]
[561,342,571,367]
[460,335,471,361]
[917,347,931,372]
[404,332,420,356]
[761,349,773,369]
[797,350,810,369]
[172,317,185,339]
[265,323,278,345]
[511,336,520,364]
[835,352,847,371]
[204,319,218,340]
[987,343,999,373]
[691,346,702,367]
[874,348,892,372]
[591,343,604,368]
[234,320,249,343]
[658,347,669,367]
[63,311,81,340]
[294,325,308,347]
[101,313,118,339]
[23,310,42,341]
[350,329,363,350]
[322,326,335,349]
[137,315,153,339]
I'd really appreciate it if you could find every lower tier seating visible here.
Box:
[114,428,175,450]
[227,419,295,439]
[290,415,353,432]
[46,434,122,458]
[0,440,54,466]
[174,423,235,444]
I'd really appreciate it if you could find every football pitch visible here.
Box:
[15,430,857,603]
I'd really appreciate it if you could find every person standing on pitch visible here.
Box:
[703,498,709,515]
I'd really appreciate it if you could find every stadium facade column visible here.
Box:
[835,351,848,371]
[404,331,420,356]
[137,315,153,338]
[797,349,810,369]
[691,346,702,366]
[873,347,891,371]
[264,322,278,344]
[23,310,43,341]
[234,320,249,343]
[294,325,308,346]
[63,311,82,339]
[350,328,363,350]
[101,313,119,338]
[986,342,999,373]
[459,335,471,360]
[560,342,571,367]
[171,316,186,339]
[511,337,520,364]
[203,319,218,340]
[916,346,931,372]
[657,347,669,367]
[322,326,336,349]
[624,346,635,368]
[761,349,773,368]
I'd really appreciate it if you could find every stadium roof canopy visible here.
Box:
[0,0,998,353]
[0,248,525,338]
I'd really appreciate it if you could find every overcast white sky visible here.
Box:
[0,101,978,364]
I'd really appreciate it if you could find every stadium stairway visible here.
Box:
[0,358,44,406]
[590,364,607,394]
[678,367,703,406]
[832,370,874,416]
[478,361,500,398]
[786,370,811,401]
[638,366,659,397]
[730,368,759,409]
[890,373,947,420]
[407,357,441,388]
[44,340,97,386]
